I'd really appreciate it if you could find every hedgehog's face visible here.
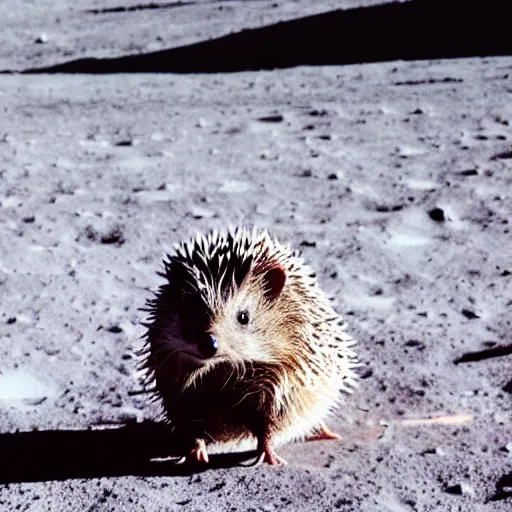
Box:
[209,265,288,363]
[173,263,288,364]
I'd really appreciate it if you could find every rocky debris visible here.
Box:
[454,343,512,364]
[428,207,445,222]
[81,225,126,246]
[258,114,284,123]
[443,482,475,496]
[461,308,480,319]
[34,33,48,44]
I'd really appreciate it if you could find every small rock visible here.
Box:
[404,339,425,350]
[107,325,123,334]
[22,215,35,223]
[327,172,339,180]
[100,227,125,246]
[6,317,16,324]
[444,482,475,496]
[358,367,373,379]
[428,207,445,222]
[35,33,48,44]
[309,109,328,117]
[115,139,134,147]
[258,114,283,123]
[461,308,480,319]
[299,169,313,178]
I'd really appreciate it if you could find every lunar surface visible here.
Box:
[0,1,511,511]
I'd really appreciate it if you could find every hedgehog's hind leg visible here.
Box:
[307,423,341,441]
[191,438,209,463]
[256,434,288,466]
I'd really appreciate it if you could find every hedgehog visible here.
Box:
[142,227,358,465]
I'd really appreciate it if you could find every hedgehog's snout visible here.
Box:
[196,333,219,358]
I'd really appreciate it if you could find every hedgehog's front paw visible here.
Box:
[191,438,209,463]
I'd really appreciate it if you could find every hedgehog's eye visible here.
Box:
[237,310,249,326]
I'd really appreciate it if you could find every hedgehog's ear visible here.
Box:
[263,265,286,300]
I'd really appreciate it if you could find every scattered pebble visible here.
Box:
[358,367,373,379]
[461,308,480,319]
[491,150,512,160]
[258,114,283,123]
[115,139,134,147]
[376,204,404,212]
[444,482,475,496]
[404,339,426,350]
[309,109,328,117]
[82,225,125,246]
[100,227,125,246]
[35,33,48,44]
[428,207,445,222]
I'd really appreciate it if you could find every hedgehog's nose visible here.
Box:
[198,333,219,358]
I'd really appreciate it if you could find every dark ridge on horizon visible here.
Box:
[3,0,512,74]
[86,1,194,15]
[0,422,258,483]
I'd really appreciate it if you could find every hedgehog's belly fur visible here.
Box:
[154,359,340,453]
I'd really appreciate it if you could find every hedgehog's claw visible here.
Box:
[307,423,341,441]
[191,438,209,463]
[256,438,288,466]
